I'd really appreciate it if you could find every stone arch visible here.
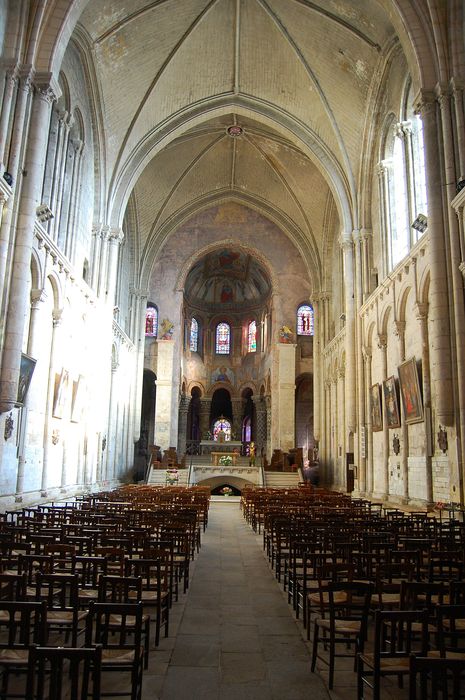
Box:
[379,304,392,338]
[397,285,412,323]
[46,271,64,314]
[187,381,205,398]
[30,249,43,291]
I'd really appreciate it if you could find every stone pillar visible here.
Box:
[65,138,84,261]
[105,356,119,483]
[415,302,433,505]
[253,396,266,456]
[231,397,243,441]
[106,228,124,304]
[377,161,390,278]
[90,224,103,291]
[177,394,190,457]
[437,85,465,503]
[265,395,272,460]
[451,79,465,180]
[353,230,366,493]
[362,345,373,496]
[131,289,147,443]
[0,63,18,167]
[154,340,175,451]
[415,91,453,425]
[361,229,372,300]
[41,310,62,494]
[312,296,320,443]
[393,320,409,503]
[15,288,47,496]
[97,225,111,298]
[49,111,72,243]
[377,334,389,500]
[273,343,296,452]
[199,397,211,439]
[0,69,32,317]
[0,77,57,414]
[341,234,356,434]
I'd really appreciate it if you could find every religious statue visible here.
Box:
[279,325,294,343]
[160,318,174,340]
[249,441,256,467]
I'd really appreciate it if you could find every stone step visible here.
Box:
[264,471,300,489]
[146,468,189,486]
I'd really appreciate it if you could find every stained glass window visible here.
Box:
[190,317,198,352]
[216,322,230,354]
[145,305,158,337]
[213,417,231,441]
[247,320,257,352]
[297,304,314,336]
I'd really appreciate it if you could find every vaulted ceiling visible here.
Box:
[77,0,399,279]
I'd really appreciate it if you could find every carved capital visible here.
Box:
[30,288,47,307]
[34,76,58,105]
[340,233,353,252]
[393,320,406,338]
[414,302,428,321]
[109,227,124,245]
[377,333,387,350]
[362,345,372,361]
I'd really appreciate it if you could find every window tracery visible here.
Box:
[145,304,158,337]
[297,304,314,336]
[216,322,230,354]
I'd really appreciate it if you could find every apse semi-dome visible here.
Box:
[184,249,271,311]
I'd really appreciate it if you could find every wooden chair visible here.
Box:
[35,572,87,647]
[409,655,465,699]
[311,581,373,689]
[25,644,102,700]
[0,572,27,600]
[97,575,151,669]
[72,555,108,607]
[435,604,465,659]
[357,609,429,700]
[0,600,48,698]
[124,558,169,646]
[85,601,144,700]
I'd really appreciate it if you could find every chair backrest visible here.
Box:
[35,572,79,609]
[25,644,102,700]
[124,558,162,592]
[327,581,373,635]
[72,555,108,588]
[0,572,27,600]
[436,604,465,656]
[449,580,465,604]
[85,601,143,651]
[0,600,47,648]
[409,655,465,700]
[400,580,445,620]
[17,554,55,584]
[97,575,142,603]
[373,609,429,661]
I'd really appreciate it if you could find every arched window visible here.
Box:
[145,304,158,337]
[216,322,230,354]
[247,320,257,352]
[190,317,198,352]
[213,417,231,441]
[297,304,314,335]
[379,84,428,273]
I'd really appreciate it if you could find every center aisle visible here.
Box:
[144,501,330,700]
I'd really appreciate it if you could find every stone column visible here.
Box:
[105,357,119,483]
[0,63,18,167]
[377,333,389,500]
[273,343,296,452]
[90,224,103,291]
[437,85,465,502]
[0,69,32,313]
[265,395,272,461]
[199,397,211,439]
[415,91,453,425]
[154,340,175,451]
[231,397,243,441]
[49,111,72,243]
[254,396,267,457]
[0,77,57,414]
[131,289,148,444]
[362,345,373,496]
[177,394,190,457]
[361,229,372,300]
[65,138,84,261]
[393,320,409,503]
[353,230,366,493]
[377,161,390,278]
[451,79,465,181]
[41,310,62,494]
[97,225,111,298]
[106,228,124,304]
[415,302,433,506]
[15,288,47,496]
[312,296,320,444]
[341,234,356,436]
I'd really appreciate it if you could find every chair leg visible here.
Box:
[311,620,319,672]
[328,638,335,689]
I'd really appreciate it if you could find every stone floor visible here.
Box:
[141,501,414,700]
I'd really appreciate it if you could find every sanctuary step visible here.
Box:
[264,471,300,489]
[146,467,189,486]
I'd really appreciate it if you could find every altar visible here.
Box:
[211,451,239,466]
[199,440,242,455]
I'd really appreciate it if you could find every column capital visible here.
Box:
[377,159,391,177]
[339,233,353,251]
[395,120,412,138]
[393,320,406,338]
[377,333,387,350]
[109,227,124,245]
[414,302,429,321]
[30,288,47,307]
[33,73,60,105]
[362,345,372,361]
[52,309,63,327]
[361,228,372,242]
[413,89,436,116]
[459,262,465,280]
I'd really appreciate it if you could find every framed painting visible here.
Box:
[370,383,383,431]
[383,376,401,428]
[398,357,423,424]
[53,369,69,419]
[17,353,36,405]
